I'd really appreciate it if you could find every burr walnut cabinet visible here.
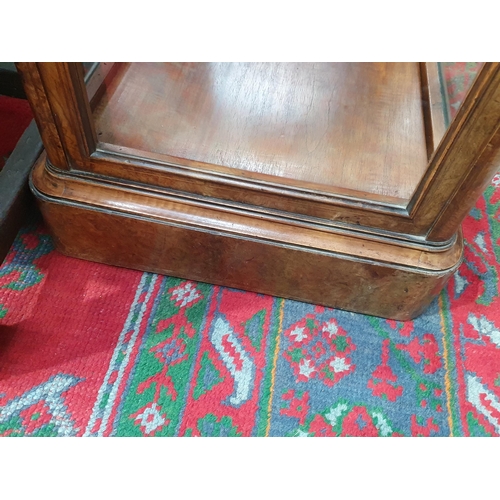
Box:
[15,62,500,319]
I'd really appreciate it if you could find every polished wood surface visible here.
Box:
[18,62,500,318]
[32,154,462,320]
[419,62,447,157]
[33,153,462,271]
[16,63,68,169]
[93,62,429,203]
[16,62,445,238]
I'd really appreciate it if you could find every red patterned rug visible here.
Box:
[1,63,498,437]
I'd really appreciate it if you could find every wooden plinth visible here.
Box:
[31,155,463,320]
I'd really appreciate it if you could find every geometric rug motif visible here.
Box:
[1,62,499,436]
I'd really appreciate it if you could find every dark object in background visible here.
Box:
[0,66,26,99]
[0,64,41,264]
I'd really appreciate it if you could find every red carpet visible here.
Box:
[0,95,32,170]
[1,63,499,437]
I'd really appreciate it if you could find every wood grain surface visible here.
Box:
[26,61,500,318]
[31,154,463,320]
[93,62,429,203]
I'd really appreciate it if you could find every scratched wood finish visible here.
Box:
[93,62,429,203]
[32,155,462,320]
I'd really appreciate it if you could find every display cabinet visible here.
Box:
[16,62,500,319]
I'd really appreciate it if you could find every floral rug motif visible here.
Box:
[1,63,498,437]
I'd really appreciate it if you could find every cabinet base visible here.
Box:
[31,156,463,320]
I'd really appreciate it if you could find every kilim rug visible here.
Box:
[1,62,498,437]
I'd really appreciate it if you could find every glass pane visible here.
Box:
[82,62,95,76]
[86,62,481,207]
[441,62,483,120]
